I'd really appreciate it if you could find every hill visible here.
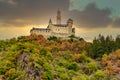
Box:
[0,35,120,80]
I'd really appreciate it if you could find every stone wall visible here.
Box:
[30,29,52,38]
[50,25,69,34]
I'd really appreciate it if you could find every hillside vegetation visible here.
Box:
[0,35,120,80]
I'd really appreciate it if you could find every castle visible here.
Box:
[30,10,75,39]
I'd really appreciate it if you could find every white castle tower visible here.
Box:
[57,10,61,24]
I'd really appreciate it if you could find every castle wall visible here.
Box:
[53,33,71,38]
[50,25,69,34]
[31,29,52,38]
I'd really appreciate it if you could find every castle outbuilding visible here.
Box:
[30,10,75,38]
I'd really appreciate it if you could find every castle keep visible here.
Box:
[30,10,75,38]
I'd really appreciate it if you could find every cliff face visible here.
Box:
[17,52,41,80]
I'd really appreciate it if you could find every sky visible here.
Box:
[0,0,120,41]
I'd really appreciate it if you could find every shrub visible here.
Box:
[62,51,73,61]
[115,49,120,59]
[0,68,4,74]
[117,60,120,67]
[41,72,54,80]
[72,74,90,80]
[5,68,18,80]
[47,36,57,41]
[74,54,80,62]
[59,73,69,80]
[110,78,118,80]
[93,70,107,80]
[42,63,54,80]
[83,62,98,74]
[88,62,98,72]
[57,58,69,68]
[56,67,66,73]
[79,51,92,63]
[68,62,79,71]
[102,54,108,66]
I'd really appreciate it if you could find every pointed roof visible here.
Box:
[57,9,60,13]
[49,19,52,23]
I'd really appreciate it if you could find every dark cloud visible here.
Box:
[0,0,116,29]
[0,0,69,27]
[68,3,113,28]
[0,0,69,14]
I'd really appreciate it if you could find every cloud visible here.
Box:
[69,0,75,3]
[70,0,120,18]
[7,0,16,5]
[112,17,120,27]
[0,0,70,27]
[0,0,119,29]
[0,19,28,27]
[68,3,112,28]
[0,0,16,5]
[0,0,3,2]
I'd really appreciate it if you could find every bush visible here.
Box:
[0,68,4,74]
[56,66,66,73]
[41,72,54,80]
[72,74,90,80]
[110,78,118,80]
[83,62,98,74]
[57,58,69,68]
[47,36,57,41]
[59,73,69,80]
[117,60,120,67]
[102,54,108,66]
[42,63,54,80]
[5,68,17,80]
[91,70,107,80]
[88,62,98,73]
[68,62,79,71]
[79,51,92,63]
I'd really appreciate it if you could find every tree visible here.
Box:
[47,36,57,41]
[102,54,108,67]
[68,35,76,42]
[115,35,120,49]
[91,34,115,58]
[67,62,79,71]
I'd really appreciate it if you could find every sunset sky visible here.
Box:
[0,0,120,41]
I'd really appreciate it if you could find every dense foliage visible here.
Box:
[89,34,120,58]
[0,34,120,80]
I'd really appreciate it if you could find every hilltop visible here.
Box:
[0,35,120,80]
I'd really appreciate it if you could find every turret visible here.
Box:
[49,19,52,25]
[48,19,52,28]
[67,18,73,27]
[57,9,61,24]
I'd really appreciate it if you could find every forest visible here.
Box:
[0,34,120,80]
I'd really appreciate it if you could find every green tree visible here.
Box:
[47,36,57,41]
[68,62,79,71]
[115,35,120,49]
[69,35,76,42]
